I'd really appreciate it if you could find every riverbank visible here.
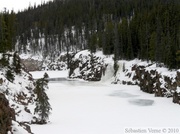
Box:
[30,71,180,134]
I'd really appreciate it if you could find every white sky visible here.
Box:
[0,0,53,13]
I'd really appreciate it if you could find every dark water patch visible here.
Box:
[109,91,139,98]
[48,77,72,82]
[128,99,154,106]
[48,77,104,86]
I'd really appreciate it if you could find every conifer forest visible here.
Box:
[0,0,180,69]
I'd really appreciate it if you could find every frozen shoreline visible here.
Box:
[30,71,180,134]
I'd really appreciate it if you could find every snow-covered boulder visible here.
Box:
[69,50,106,81]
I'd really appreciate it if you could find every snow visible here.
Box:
[20,53,43,61]
[30,71,180,134]
[11,121,30,134]
[6,50,178,133]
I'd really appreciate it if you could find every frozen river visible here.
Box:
[30,71,180,134]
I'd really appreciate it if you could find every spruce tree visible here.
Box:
[176,50,180,68]
[13,52,21,74]
[0,54,9,67]
[34,73,52,124]
[0,14,7,53]
[88,33,97,53]
[6,69,14,82]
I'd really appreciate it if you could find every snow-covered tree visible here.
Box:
[34,73,52,124]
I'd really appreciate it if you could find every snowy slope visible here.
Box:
[0,53,36,134]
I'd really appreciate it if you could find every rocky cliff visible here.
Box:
[114,61,180,105]
[0,93,15,134]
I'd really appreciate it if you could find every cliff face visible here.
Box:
[20,53,68,71]
[0,93,15,134]
[173,71,180,104]
[115,61,180,105]
[21,59,42,71]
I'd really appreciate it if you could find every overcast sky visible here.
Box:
[0,0,52,12]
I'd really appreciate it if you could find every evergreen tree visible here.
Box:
[0,14,7,53]
[0,10,16,53]
[114,22,119,61]
[0,54,8,67]
[176,50,180,67]
[103,21,114,55]
[126,26,134,60]
[88,33,97,53]
[34,73,51,124]
[6,69,14,82]
[149,32,156,61]
[13,52,21,74]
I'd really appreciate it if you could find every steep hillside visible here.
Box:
[0,52,37,134]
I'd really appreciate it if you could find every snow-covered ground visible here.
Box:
[30,71,180,134]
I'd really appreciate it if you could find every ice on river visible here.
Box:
[30,71,180,134]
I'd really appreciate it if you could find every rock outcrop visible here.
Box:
[21,59,42,71]
[0,93,15,134]
[69,50,106,81]
[120,64,180,105]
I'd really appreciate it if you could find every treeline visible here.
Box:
[0,0,180,69]
[0,10,16,52]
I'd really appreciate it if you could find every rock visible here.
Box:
[176,71,180,87]
[132,66,155,94]
[19,122,33,134]
[173,91,180,104]
[21,59,42,71]
[69,51,105,81]
[0,93,15,134]
[123,64,180,104]
[0,78,3,85]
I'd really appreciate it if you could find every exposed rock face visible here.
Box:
[0,93,15,134]
[21,59,42,71]
[173,71,180,104]
[124,65,180,104]
[21,53,73,71]
[132,65,155,94]
[176,71,180,87]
